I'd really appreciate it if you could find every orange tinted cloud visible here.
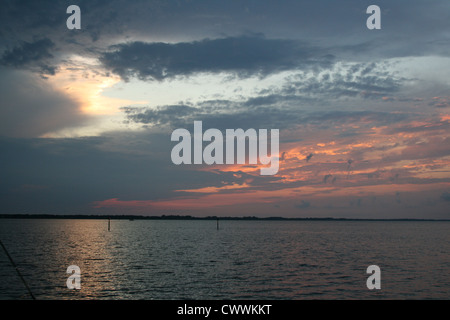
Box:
[91,111,450,215]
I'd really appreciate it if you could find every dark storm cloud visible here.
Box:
[0,132,245,214]
[1,38,54,66]
[0,69,86,138]
[100,36,334,81]
[1,0,449,66]
[1,0,448,82]
[0,38,57,76]
[0,0,132,43]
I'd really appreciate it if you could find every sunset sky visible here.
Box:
[1,0,449,218]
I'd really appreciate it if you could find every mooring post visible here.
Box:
[216,217,219,230]
[108,217,110,231]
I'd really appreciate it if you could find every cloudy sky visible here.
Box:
[1,0,449,218]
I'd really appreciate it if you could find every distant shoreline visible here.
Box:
[0,214,449,222]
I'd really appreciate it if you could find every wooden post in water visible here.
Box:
[108,217,111,231]
[216,217,219,230]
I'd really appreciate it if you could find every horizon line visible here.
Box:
[1,213,449,222]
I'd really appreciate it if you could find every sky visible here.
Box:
[0,0,449,218]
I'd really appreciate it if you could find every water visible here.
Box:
[0,219,449,300]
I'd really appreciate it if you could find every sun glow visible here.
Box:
[48,55,146,116]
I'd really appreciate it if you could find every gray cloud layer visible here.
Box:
[0,69,86,138]
[0,38,57,76]
[0,132,249,214]
[100,36,334,81]
[122,102,412,135]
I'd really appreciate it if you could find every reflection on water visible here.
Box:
[0,219,449,299]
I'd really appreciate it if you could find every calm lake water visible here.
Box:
[0,219,449,300]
